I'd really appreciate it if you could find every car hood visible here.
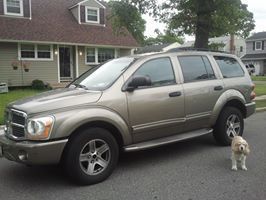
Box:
[8,88,102,114]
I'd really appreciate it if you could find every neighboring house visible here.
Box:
[135,42,181,54]
[0,0,138,87]
[181,35,246,58]
[241,32,266,75]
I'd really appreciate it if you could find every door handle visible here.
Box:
[169,91,182,97]
[214,86,223,91]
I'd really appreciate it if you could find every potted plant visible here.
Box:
[11,61,19,70]
[22,61,31,72]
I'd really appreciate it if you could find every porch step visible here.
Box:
[50,82,70,89]
[124,128,213,152]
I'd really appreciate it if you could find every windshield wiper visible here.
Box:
[72,83,88,89]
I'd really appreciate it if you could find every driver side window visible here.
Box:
[134,57,176,87]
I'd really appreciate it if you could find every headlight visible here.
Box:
[26,116,54,140]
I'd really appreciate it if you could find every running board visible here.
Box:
[124,128,213,152]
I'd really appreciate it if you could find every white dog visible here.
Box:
[231,136,250,171]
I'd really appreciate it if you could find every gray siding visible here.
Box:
[78,46,92,75]
[246,41,266,54]
[81,0,104,8]
[70,6,79,23]
[0,42,58,86]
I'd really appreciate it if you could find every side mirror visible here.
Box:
[124,75,152,92]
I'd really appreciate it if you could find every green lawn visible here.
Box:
[251,76,266,81]
[0,89,46,125]
[255,82,266,96]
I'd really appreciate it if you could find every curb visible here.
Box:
[256,107,266,113]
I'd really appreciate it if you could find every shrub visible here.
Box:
[32,79,45,90]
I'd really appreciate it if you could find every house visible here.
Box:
[181,35,246,58]
[135,42,181,54]
[0,0,138,87]
[241,32,266,75]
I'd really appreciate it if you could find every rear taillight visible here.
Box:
[250,83,256,100]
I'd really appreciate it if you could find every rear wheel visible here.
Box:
[63,127,119,185]
[213,107,244,146]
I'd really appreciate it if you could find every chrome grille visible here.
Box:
[5,109,27,140]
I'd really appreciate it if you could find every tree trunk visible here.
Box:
[194,0,214,49]
[194,13,211,49]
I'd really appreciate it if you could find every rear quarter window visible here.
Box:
[214,56,244,78]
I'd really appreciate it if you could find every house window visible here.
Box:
[37,45,52,59]
[86,7,99,23]
[21,44,35,58]
[86,48,115,64]
[98,48,115,63]
[86,48,96,63]
[240,46,243,52]
[19,44,53,60]
[4,0,23,16]
[255,41,262,50]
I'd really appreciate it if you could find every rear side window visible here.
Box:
[178,56,215,83]
[134,57,175,87]
[214,56,244,78]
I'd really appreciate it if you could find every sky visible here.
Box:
[143,0,266,41]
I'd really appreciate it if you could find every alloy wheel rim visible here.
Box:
[79,139,111,176]
[226,114,241,138]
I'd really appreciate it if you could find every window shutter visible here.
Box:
[80,6,85,23]
[99,8,105,25]
[253,42,255,50]
[262,41,265,50]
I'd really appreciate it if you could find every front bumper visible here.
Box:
[0,128,68,165]
[245,102,256,118]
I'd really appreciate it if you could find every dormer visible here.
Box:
[0,0,31,19]
[69,0,105,26]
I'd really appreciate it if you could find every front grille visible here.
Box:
[5,109,27,140]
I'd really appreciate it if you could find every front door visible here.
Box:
[59,47,72,81]
[126,57,185,143]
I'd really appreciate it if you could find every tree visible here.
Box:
[144,29,184,46]
[160,0,255,48]
[108,1,146,44]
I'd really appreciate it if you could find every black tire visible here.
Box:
[63,127,119,185]
[213,106,244,146]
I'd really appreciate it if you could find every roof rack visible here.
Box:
[167,47,230,54]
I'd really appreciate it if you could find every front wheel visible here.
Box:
[213,107,244,146]
[63,127,119,185]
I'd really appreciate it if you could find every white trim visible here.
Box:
[0,39,138,49]
[114,49,118,58]
[4,0,24,17]
[76,45,79,77]
[78,4,81,24]
[255,41,262,51]
[18,43,54,61]
[85,6,100,24]
[57,45,60,83]
[29,0,32,20]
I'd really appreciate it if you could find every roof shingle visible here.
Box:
[0,0,138,47]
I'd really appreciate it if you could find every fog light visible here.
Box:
[18,151,28,161]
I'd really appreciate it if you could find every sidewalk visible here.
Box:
[255,95,266,101]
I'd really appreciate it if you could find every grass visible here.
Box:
[0,89,47,125]
[251,76,266,81]
[255,100,266,108]
[255,82,266,96]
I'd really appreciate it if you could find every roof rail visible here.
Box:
[167,47,230,54]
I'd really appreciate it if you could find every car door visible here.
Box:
[177,55,224,131]
[125,57,185,143]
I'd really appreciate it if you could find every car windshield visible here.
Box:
[69,57,136,91]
